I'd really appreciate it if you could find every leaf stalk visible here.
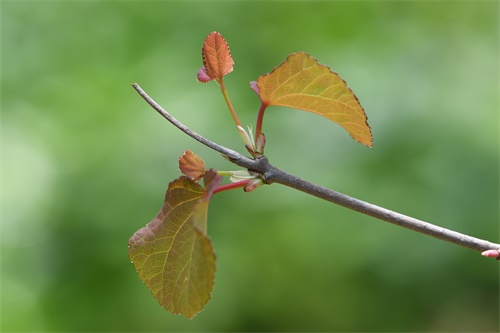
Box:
[213,179,252,195]
[254,102,268,150]
[217,78,243,128]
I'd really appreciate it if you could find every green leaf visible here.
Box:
[252,52,372,147]
[128,170,221,318]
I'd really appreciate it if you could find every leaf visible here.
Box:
[198,31,234,83]
[252,52,372,147]
[128,170,222,318]
[179,150,206,181]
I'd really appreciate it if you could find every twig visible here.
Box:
[132,83,249,164]
[262,161,500,253]
[132,83,500,258]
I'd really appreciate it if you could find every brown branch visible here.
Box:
[132,83,500,259]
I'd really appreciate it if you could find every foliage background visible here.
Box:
[2,1,498,332]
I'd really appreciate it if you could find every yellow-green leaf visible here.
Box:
[128,171,221,318]
[254,52,372,147]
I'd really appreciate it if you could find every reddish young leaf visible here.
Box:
[199,32,234,82]
[252,52,373,147]
[179,150,206,182]
[128,170,222,319]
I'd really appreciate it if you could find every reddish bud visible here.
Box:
[481,249,500,258]
[197,66,212,83]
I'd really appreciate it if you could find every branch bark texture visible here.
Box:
[132,83,500,257]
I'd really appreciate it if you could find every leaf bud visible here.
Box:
[244,178,264,192]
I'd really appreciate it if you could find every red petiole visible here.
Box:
[212,179,252,195]
[254,102,268,148]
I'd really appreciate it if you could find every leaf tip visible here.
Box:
[361,132,373,148]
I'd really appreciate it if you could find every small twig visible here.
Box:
[132,83,253,167]
[132,83,500,259]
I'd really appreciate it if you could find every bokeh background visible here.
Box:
[2,1,498,332]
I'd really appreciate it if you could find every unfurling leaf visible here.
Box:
[252,52,372,147]
[198,32,234,83]
[128,170,222,318]
[179,150,206,181]
[197,66,212,83]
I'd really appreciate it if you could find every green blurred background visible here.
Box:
[2,1,498,332]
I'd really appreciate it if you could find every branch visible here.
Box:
[132,84,247,163]
[132,83,500,259]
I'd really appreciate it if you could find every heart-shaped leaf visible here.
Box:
[128,170,222,318]
[198,32,234,83]
[252,52,372,147]
[179,150,206,182]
